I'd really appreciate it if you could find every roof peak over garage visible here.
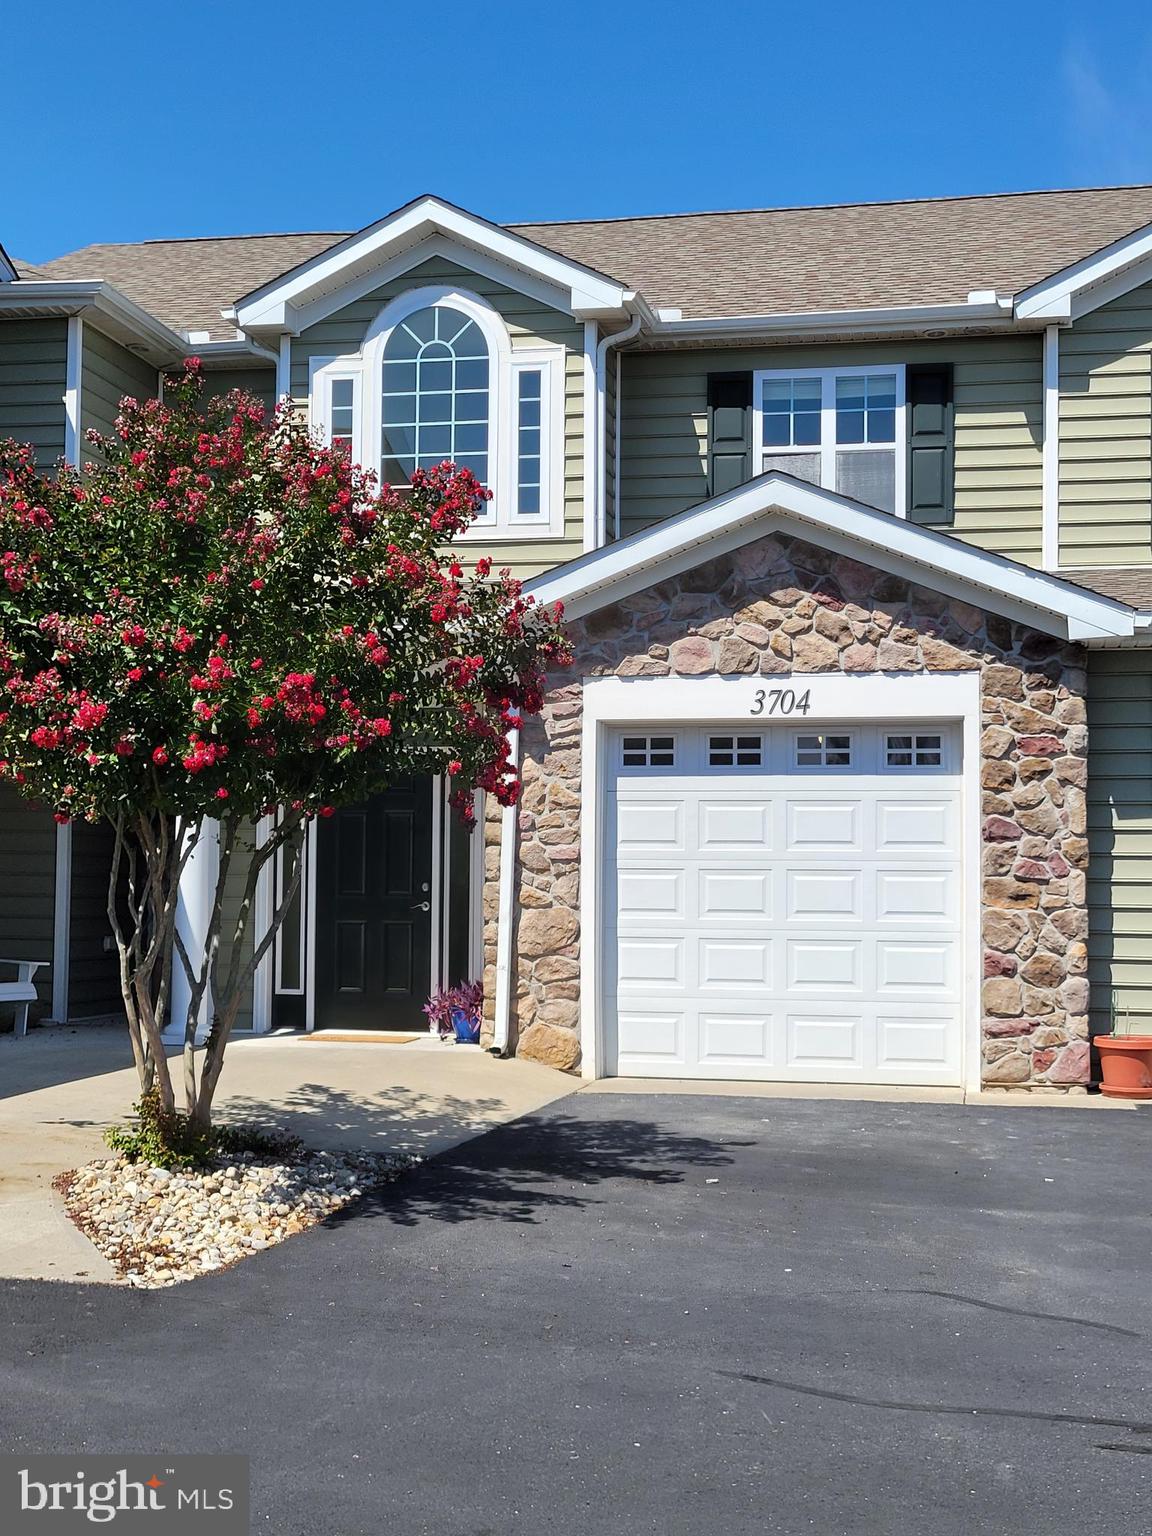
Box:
[526,472,1137,643]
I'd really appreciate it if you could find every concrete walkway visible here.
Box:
[0,1023,577,1284]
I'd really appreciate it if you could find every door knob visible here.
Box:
[411,900,431,912]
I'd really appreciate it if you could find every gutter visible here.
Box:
[490,724,522,1057]
[643,292,1018,343]
[594,309,644,546]
[0,280,187,366]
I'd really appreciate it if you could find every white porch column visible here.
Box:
[166,820,220,1043]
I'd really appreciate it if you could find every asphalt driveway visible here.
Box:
[1,1093,1149,1535]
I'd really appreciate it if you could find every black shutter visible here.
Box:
[906,363,954,525]
[707,372,752,496]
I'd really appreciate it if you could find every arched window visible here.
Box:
[381,304,490,486]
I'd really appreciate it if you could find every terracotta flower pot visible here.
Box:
[1094,1034,1152,1099]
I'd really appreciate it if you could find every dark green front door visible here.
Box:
[314,780,433,1030]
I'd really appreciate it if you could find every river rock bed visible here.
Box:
[57,1148,414,1287]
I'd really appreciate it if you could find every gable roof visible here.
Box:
[26,184,1152,340]
[526,471,1137,643]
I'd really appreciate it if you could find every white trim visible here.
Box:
[309,356,362,457]
[168,821,221,1043]
[1042,324,1060,570]
[491,732,521,1055]
[63,315,83,466]
[0,281,186,367]
[582,322,598,550]
[234,196,628,334]
[613,347,624,541]
[752,363,907,517]
[304,818,318,1032]
[509,345,565,532]
[525,471,1135,642]
[431,775,444,994]
[251,816,274,1033]
[593,313,643,548]
[1015,219,1152,321]
[647,295,1016,342]
[278,234,585,341]
[51,821,72,1022]
[576,672,983,1093]
[276,334,292,403]
[468,790,484,980]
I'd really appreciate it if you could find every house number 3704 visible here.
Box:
[750,688,812,716]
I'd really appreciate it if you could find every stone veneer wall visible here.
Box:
[483,531,1091,1088]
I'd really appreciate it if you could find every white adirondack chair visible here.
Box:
[0,958,49,1037]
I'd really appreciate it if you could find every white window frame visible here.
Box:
[310,285,566,540]
[309,359,363,459]
[752,364,907,517]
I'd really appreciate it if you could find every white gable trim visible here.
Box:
[1015,219,1152,321]
[234,196,629,335]
[281,234,585,338]
[526,472,1135,642]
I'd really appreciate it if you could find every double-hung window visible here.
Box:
[755,365,905,515]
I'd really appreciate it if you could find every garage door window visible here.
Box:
[621,735,675,767]
[886,732,943,768]
[795,732,852,767]
[708,734,764,767]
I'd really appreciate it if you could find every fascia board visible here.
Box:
[1015,220,1152,320]
[235,197,628,332]
[528,475,1134,641]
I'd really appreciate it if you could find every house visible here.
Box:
[4,185,1152,1092]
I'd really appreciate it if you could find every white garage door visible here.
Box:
[604,723,964,1085]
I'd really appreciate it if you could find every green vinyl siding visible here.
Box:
[0,317,67,469]
[80,325,158,455]
[0,784,56,1022]
[196,366,277,415]
[1059,282,1152,568]
[617,335,1044,565]
[292,255,587,579]
[1087,650,1152,1034]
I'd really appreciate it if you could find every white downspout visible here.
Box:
[490,725,522,1056]
[594,312,643,548]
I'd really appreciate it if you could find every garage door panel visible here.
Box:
[699,1012,773,1062]
[786,1013,865,1069]
[616,800,685,851]
[606,724,963,1086]
[876,798,955,850]
[786,939,863,992]
[876,939,957,995]
[618,868,686,919]
[616,1009,685,1062]
[785,799,863,851]
[699,868,773,921]
[617,937,685,988]
[877,1010,957,1069]
[699,938,773,989]
[698,799,773,851]
[876,868,957,923]
[786,868,864,922]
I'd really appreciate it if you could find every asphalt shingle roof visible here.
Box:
[23,185,1152,340]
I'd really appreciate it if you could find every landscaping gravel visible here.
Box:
[56,1149,412,1287]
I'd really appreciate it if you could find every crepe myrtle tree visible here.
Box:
[0,362,568,1131]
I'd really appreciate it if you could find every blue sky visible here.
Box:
[6,0,1152,262]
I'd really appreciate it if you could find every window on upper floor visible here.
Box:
[381,304,490,486]
[755,365,905,515]
[311,286,566,540]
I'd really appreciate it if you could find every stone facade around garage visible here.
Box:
[483,529,1091,1088]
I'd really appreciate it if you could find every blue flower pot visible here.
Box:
[451,1006,481,1044]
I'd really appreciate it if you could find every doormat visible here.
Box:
[299,1031,424,1044]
